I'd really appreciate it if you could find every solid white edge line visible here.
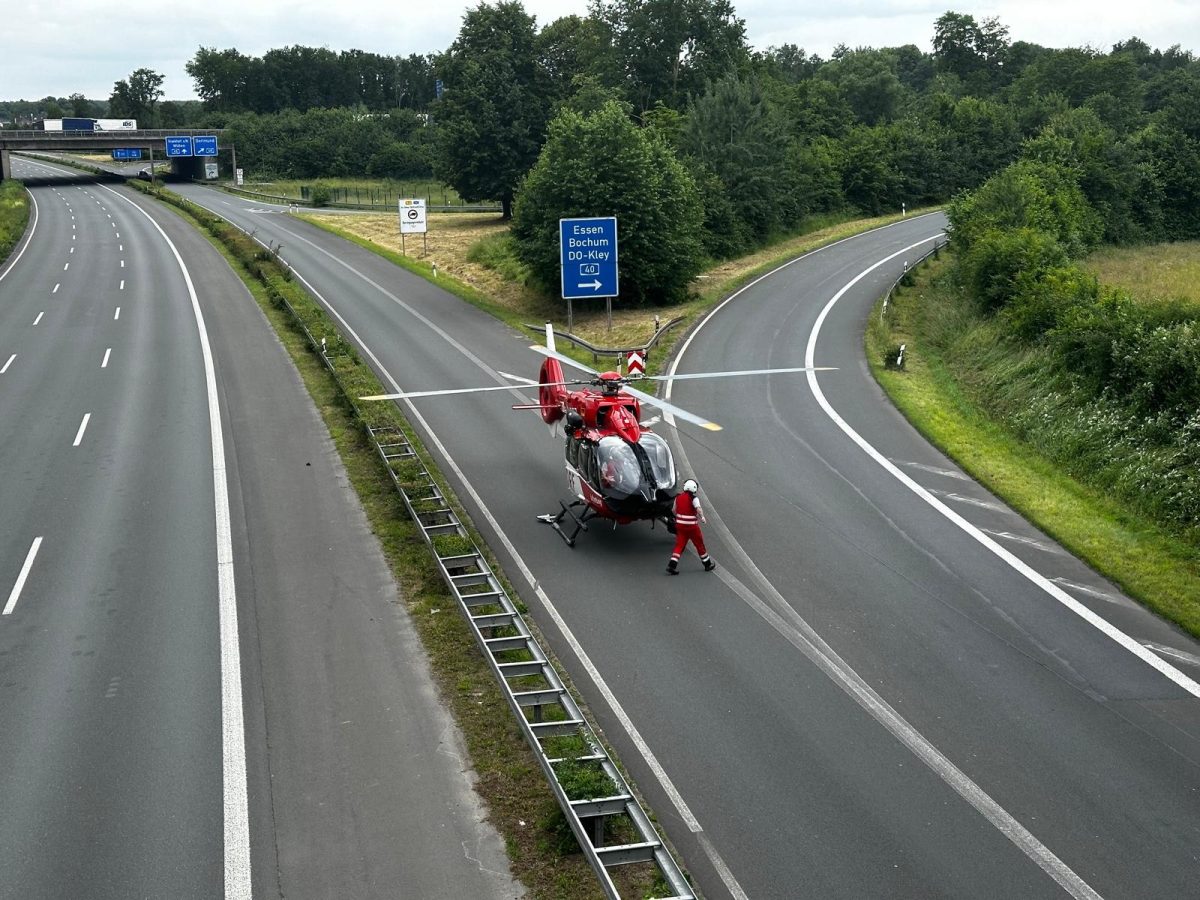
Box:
[801,241,1200,699]
[193,200,744,895]
[0,191,38,285]
[669,224,1112,899]
[72,413,91,446]
[1,354,14,374]
[3,537,44,616]
[100,184,252,899]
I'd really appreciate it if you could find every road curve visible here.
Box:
[171,184,1200,900]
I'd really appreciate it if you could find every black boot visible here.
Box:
[666,559,679,576]
[703,558,716,572]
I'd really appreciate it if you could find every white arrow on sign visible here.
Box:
[577,280,602,291]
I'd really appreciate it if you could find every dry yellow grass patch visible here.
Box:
[308,211,515,298]
[1085,241,1200,305]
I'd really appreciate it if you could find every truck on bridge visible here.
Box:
[39,118,137,131]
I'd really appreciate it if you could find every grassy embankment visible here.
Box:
[0,179,31,262]
[867,246,1200,638]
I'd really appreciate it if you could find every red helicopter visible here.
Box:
[365,325,833,546]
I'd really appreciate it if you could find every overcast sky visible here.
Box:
[4,0,1197,102]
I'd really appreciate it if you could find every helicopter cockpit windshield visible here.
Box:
[596,436,642,496]
[637,432,676,491]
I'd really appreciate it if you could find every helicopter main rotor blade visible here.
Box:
[496,371,540,387]
[530,344,602,376]
[360,377,588,402]
[619,383,723,432]
[641,365,837,382]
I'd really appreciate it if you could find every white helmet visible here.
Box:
[682,479,698,494]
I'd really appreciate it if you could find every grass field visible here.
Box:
[1084,241,1200,305]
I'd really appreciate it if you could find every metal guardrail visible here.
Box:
[214,218,694,899]
[523,318,684,368]
[361,422,694,899]
[879,239,947,319]
[878,238,948,369]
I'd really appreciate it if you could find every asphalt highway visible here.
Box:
[1,160,225,897]
[1,159,517,900]
[170,184,1200,899]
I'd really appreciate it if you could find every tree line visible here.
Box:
[8,3,1198,304]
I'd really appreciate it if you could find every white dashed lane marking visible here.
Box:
[72,413,91,447]
[3,537,44,616]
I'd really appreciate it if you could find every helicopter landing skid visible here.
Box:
[537,500,594,547]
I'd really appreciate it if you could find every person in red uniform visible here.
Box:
[667,479,716,575]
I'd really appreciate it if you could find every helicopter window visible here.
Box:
[566,432,580,468]
[596,436,642,495]
[579,442,599,485]
[637,432,676,490]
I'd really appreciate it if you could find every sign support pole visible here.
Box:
[606,297,612,333]
[568,299,573,333]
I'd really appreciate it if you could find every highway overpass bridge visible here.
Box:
[0,129,228,181]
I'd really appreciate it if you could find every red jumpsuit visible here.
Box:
[669,490,714,572]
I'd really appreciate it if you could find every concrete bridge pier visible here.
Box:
[1,148,11,181]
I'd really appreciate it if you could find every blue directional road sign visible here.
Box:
[193,135,218,156]
[111,148,142,160]
[559,217,618,300]
[165,136,194,157]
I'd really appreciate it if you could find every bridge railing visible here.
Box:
[0,129,225,139]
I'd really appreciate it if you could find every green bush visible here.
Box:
[1109,320,1200,419]
[1003,264,1098,339]
[948,160,1102,256]
[310,183,332,207]
[960,227,1068,312]
[0,180,31,263]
